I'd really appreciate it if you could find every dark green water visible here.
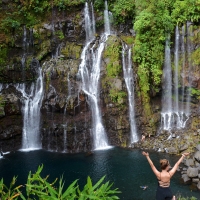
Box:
[0,147,199,199]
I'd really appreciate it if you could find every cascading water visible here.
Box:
[16,60,44,150]
[185,21,193,115]
[122,43,138,143]
[21,26,34,80]
[174,26,179,114]
[161,26,190,131]
[78,2,110,150]
[173,26,188,128]
[52,43,62,59]
[104,0,111,34]
[21,26,28,81]
[84,2,95,41]
[181,25,186,113]
[62,124,67,152]
[161,35,173,130]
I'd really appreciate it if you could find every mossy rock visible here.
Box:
[120,35,135,45]
[103,35,122,78]
[36,39,51,61]
[61,42,82,59]
[102,35,127,107]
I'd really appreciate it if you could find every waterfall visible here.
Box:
[52,43,62,59]
[67,74,71,99]
[161,35,173,130]
[21,26,28,81]
[122,43,138,143]
[185,21,193,115]
[23,25,28,51]
[104,0,111,34]
[173,26,186,128]
[180,25,186,113]
[161,26,190,131]
[174,26,179,114]
[62,124,67,153]
[84,2,95,41]
[16,60,44,150]
[78,2,110,150]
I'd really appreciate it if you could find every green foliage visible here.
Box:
[78,176,120,199]
[0,0,85,36]
[0,176,23,199]
[111,0,135,23]
[176,196,197,200]
[104,36,122,78]
[189,88,200,99]
[109,89,127,104]
[0,165,120,200]
[120,36,134,45]
[1,16,21,30]
[0,45,8,67]
[94,0,104,12]
[56,30,65,40]
[133,0,175,114]
[0,95,6,110]
[61,42,82,59]
[172,0,200,24]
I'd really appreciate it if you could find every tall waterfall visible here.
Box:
[104,0,111,34]
[161,35,173,130]
[173,26,187,128]
[122,43,138,143]
[21,26,28,81]
[16,60,44,150]
[78,2,110,150]
[185,21,193,115]
[161,26,190,131]
[181,25,186,113]
[62,124,67,153]
[174,26,179,114]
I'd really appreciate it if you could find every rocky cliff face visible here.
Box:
[0,3,200,153]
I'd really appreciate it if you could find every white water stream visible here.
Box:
[122,43,138,143]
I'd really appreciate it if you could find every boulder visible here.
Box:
[167,147,178,154]
[182,174,191,182]
[197,181,200,190]
[185,159,195,167]
[194,151,200,162]
[196,144,200,151]
[187,167,199,178]
[192,178,199,183]
[179,144,189,152]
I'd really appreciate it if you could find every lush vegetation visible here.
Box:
[177,196,197,200]
[107,0,200,116]
[0,165,120,199]
[1,0,85,30]
[0,0,200,103]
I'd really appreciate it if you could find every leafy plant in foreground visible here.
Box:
[0,165,120,200]
[0,176,23,199]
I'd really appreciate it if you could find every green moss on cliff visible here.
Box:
[0,45,8,67]
[61,42,82,59]
[36,40,51,61]
[190,88,200,100]
[104,36,122,77]
[102,35,127,108]
[120,36,135,45]
[0,95,5,116]
[109,89,126,104]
